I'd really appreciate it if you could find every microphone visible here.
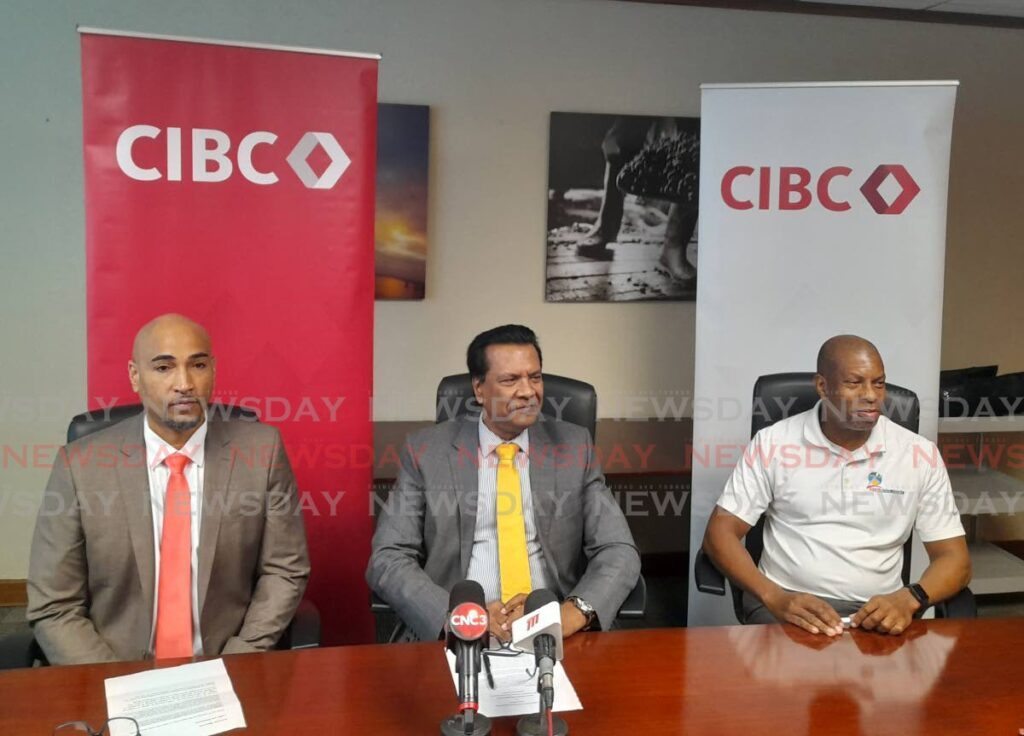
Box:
[512,589,563,710]
[442,580,492,736]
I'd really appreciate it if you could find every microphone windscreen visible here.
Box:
[523,588,559,614]
[449,579,486,611]
[512,587,564,660]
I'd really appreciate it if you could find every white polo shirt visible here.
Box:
[716,403,964,602]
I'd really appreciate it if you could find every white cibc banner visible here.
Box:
[689,82,958,626]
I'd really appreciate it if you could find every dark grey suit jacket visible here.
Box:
[367,418,640,641]
[27,412,310,664]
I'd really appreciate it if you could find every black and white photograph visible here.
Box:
[545,112,700,302]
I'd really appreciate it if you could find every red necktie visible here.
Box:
[155,453,193,659]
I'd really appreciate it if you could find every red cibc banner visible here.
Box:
[80,30,378,644]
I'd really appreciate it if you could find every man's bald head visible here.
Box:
[816,335,881,382]
[128,314,215,448]
[814,334,886,448]
[132,314,211,363]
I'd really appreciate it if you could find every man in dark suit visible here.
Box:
[27,314,310,663]
[367,324,640,642]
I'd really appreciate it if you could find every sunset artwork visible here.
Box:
[375,103,429,299]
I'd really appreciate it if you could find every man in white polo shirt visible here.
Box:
[702,335,970,636]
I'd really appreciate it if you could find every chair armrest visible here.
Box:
[0,628,39,670]
[370,591,410,643]
[370,590,393,614]
[934,587,976,619]
[279,598,321,650]
[694,549,727,596]
[616,575,646,620]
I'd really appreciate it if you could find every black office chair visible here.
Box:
[371,373,646,642]
[694,372,976,621]
[0,629,44,670]
[0,403,320,669]
[66,403,258,443]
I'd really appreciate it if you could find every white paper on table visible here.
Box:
[445,649,583,719]
[103,658,246,736]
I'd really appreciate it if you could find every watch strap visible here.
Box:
[907,583,931,614]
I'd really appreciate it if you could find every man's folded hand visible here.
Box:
[851,589,919,635]
[763,588,844,637]
[486,593,528,642]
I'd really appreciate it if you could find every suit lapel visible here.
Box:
[114,413,155,633]
[198,418,234,615]
[449,419,480,577]
[527,421,558,546]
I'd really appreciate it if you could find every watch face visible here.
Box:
[571,597,595,617]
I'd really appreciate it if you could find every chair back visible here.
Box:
[67,403,258,443]
[435,373,597,440]
[751,372,919,436]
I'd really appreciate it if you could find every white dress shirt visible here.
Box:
[143,417,207,656]
[467,419,550,603]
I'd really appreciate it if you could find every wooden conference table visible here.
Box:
[2,619,1022,735]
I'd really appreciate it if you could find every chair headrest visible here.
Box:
[435,373,597,439]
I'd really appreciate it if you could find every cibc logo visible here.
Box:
[115,126,351,189]
[449,603,489,641]
[721,165,920,214]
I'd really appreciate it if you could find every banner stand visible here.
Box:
[80,28,380,644]
[689,81,958,627]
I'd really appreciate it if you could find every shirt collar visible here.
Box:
[803,400,887,456]
[477,415,529,457]
[143,414,208,470]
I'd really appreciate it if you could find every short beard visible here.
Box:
[161,415,203,433]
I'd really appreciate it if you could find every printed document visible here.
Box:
[104,658,246,736]
[445,650,583,718]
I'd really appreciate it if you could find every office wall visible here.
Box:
[1,0,1022,578]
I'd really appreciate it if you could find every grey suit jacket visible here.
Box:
[26,412,310,664]
[367,418,641,641]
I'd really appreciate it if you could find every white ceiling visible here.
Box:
[795,0,1024,18]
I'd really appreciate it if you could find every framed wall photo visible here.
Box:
[546,112,700,302]
[375,103,429,300]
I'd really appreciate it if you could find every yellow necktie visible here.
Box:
[496,443,532,602]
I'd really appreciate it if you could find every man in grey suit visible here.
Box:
[367,324,640,642]
[27,314,310,664]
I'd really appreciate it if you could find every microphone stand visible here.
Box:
[515,695,568,735]
[442,644,491,735]
[441,710,492,736]
[516,631,568,736]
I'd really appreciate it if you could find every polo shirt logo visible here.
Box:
[866,471,905,495]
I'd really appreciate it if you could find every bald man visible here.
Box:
[27,315,310,664]
[703,336,970,637]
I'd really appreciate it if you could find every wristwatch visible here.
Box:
[906,583,931,616]
[566,596,597,629]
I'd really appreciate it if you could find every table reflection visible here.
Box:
[724,622,958,734]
